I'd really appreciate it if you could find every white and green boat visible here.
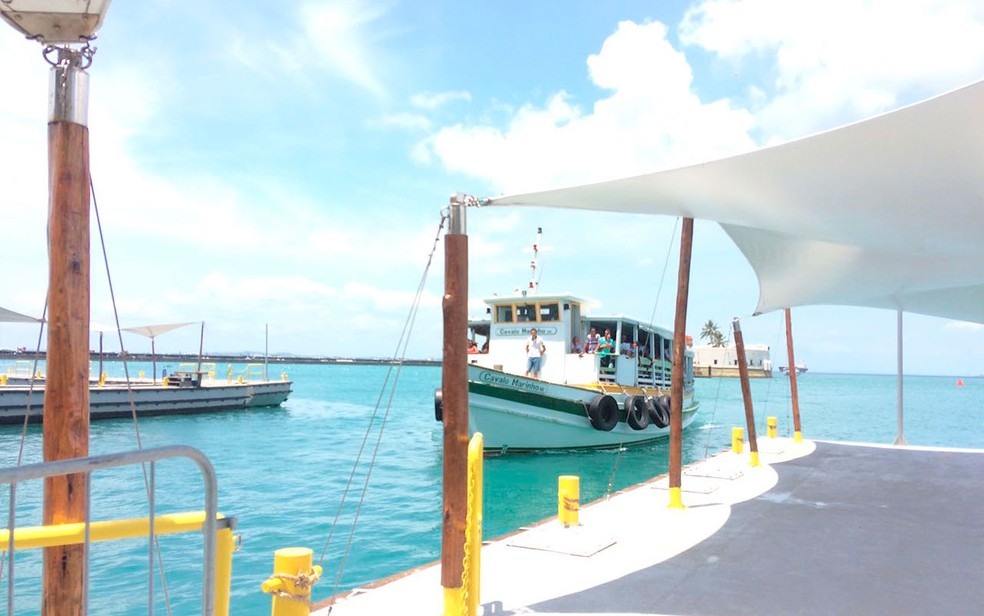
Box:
[460,293,699,453]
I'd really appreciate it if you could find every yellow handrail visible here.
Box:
[1,511,235,616]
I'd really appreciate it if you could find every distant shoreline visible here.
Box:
[0,350,440,367]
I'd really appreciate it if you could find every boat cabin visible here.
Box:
[467,293,694,389]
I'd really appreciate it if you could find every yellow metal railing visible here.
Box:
[1,512,235,616]
[0,445,229,615]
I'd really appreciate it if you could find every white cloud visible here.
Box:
[680,0,984,139]
[419,20,756,194]
[375,112,432,130]
[299,0,391,99]
[410,90,472,110]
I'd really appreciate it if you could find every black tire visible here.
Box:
[587,394,619,431]
[434,388,443,422]
[648,395,671,428]
[625,395,650,430]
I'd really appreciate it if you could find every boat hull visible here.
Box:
[0,379,293,424]
[468,365,698,452]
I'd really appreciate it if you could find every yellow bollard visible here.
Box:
[281,372,288,381]
[558,475,580,527]
[794,430,803,443]
[732,427,744,454]
[767,416,777,438]
[99,372,107,387]
[0,374,6,386]
[262,547,322,616]
[139,370,145,379]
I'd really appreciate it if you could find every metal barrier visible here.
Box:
[1,445,231,615]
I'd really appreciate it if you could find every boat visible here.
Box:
[779,363,808,375]
[452,292,700,452]
[0,361,292,424]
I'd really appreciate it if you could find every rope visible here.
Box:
[320,210,450,602]
[91,175,175,614]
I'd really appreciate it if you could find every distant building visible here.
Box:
[692,343,772,378]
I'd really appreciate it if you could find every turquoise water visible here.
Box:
[2,362,983,614]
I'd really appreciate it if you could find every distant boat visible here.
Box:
[0,363,292,424]
[779,363,808,375]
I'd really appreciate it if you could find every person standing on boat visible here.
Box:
[571,336,583,354]
[526,328,546,379]
[581,327,600,356]
[599,328,616,368]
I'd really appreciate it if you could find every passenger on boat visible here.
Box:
[571,336,583,354]
[619,335,635,357]
[599,329,616,368]
[581,328,600,356]
[526,328,546,379]
[467,340,479,354]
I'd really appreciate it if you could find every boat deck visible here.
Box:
[317,439,984,615]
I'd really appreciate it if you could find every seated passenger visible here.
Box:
[571,336,583,354]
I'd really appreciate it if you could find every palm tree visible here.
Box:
[700,320,721,345]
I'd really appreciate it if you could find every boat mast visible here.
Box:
[667,218,694,509]
[527,226,542,295]
[43,44,93,616]
[441,195,469,606]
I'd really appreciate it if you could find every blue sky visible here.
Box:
[1,0,983,375]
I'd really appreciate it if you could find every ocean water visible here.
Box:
[1,362,982,614]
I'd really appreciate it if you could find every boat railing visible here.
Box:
[0,445,234,616]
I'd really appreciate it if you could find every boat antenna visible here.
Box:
[528,226,542,295]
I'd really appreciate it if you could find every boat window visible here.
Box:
[516,303,536,322]
[495,305,513,322]
[538,303,559,322]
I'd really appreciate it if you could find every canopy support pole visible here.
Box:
[784,309,803,442]
[668,217,693,509]
[441,198,469,607]
[894,309,907,446]
[43,47,91,616]
[733,318,760,467]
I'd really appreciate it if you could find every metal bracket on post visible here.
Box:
[448,193,469,236]
[46,44,93,126]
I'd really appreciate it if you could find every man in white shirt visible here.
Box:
[526,328,546,379]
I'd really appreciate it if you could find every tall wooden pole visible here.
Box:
[668,217,693,509]
[441,199,469,607]
[733,318,760,467]
[784,308,803,442]
[42,48,91,616]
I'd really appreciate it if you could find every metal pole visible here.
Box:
[668,218,693,509]
[894,310,907,445]
[784,308,803,442]
[441,197,469,609]
[733,318,760,467]
[43,46,91,616]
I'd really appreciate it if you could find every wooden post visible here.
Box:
[668,217,693,509]
[784,308,803,442]
[441,200,469,606]
[42,63,91,615]
[732,318,759,466]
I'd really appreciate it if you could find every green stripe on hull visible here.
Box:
[469,381,591,417]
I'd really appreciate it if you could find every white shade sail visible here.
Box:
[488,79,984,324]
[120,322,197,340]
[0,306,41,323]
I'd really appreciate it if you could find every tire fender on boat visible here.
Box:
[587,394,619,431]
[434,388,443,422]
[624,395,650,430]
[647,395,671,428]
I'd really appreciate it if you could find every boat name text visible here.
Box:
[478,371,546,394]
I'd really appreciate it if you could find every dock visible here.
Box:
[317,439,984,615]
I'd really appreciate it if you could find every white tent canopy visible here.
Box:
[120,322,197,339]
[489,79,984,324]
[0,307,41,323]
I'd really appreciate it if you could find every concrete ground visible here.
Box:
[317,438,984,615]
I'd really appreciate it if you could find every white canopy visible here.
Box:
[120,322,197,339]
[489,79,984,324]
[0,306,41,323]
